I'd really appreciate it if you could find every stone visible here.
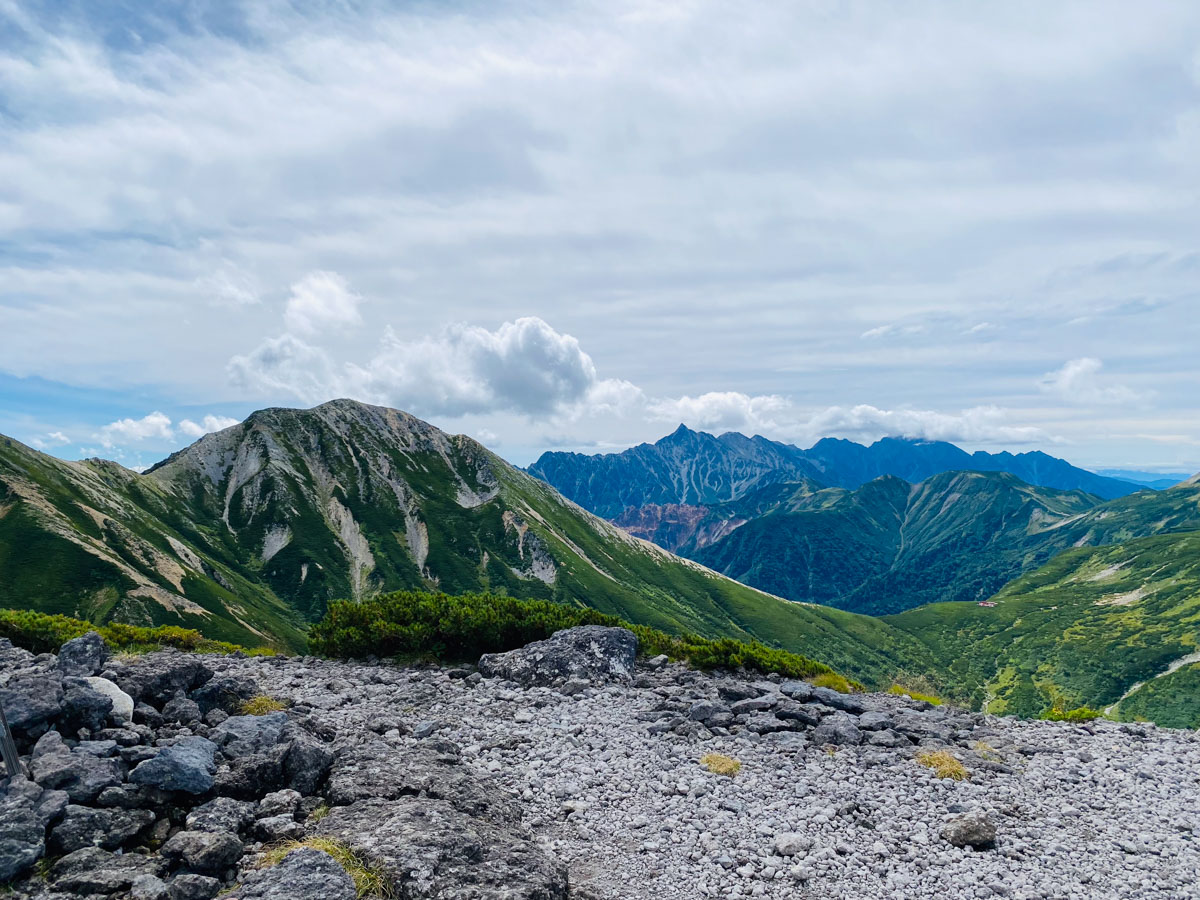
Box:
[477,625,638,687]
[168,873,222,900]
[30,730,122,803]
[58,631,107,677]
[282,728,335,794]
[226,848,356,900]
[48,804,156,854]
[774,700,823,726]
[163,695,204,725]
[254,813,306,842]
[186,797,257,834]
[857,710,895,731]
[210,712,288,758]
[779,680,814,701]
[687,700,730,722]
[731,696,776,715]
[51,846,165,894]
[941,811,997,850]
[191,676,258,716]
[774,832,812,857]
[0,796,45,881]
[214,747,288,800]
[867,728,912,748]
[810,687,866,714]
[0,674,64,736]
[812,712,863,746]
[257,788,301,819]
[131,873,170,900]
[161,829,244,875]
[130,736,218,794]
[318,797,568,899]
[60,676,115,732]
[110,650,214,706]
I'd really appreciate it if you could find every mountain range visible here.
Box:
[527,425,1144,519]
[2,400,1199,726]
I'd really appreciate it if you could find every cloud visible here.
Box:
[178,414,241,438]
[228,333,348,404]
[1039,358,1143,405]
[284,271,362,336]
[201,268,259,307]
[649,392,790,432]
[30,430,71,450]
[803,404,1049,444]
[98,411,174,447]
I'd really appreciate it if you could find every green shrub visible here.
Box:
[0,608,275,657]
[1040,705,1102,723]
[309,590,842,681]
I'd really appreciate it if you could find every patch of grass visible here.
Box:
[240,695,288,716]
[1039,705,1101,723]
[310,590,850,682]
[700,753,741,777]
[916,750,968,781]
[888,683,943,706]
[307,803,331,823]
[971,741,1003,763]
[808,672,854,693]
[0,609,275,657]
[260,838,392,899]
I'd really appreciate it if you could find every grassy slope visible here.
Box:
[887,531,1200,716]
[498,462,937,686]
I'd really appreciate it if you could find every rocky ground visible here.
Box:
[2,626,1198,899]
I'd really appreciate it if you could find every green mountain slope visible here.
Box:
[689,471,1103,614]
[887,530,1200,721]
[0,401,934,685]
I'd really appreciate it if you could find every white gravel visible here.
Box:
[222,655,1200,900]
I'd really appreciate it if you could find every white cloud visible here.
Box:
[228,333,348,404]
[283,271,362,336]
[178,415,241,439]
[30,430,71,449]
[1039,358,1143,405]
[802,404,1049,444]
[98,411,174,448]
[649,391,790,433]
[201,267,259,307]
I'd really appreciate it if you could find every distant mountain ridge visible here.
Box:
[528,426,1144,518]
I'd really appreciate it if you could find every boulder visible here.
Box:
[317,797,568,899]
[51,846,166,894]
[185,797,256,834]
[226,848,355,900]
[774,701,823,727]
[168,873,222,900]
[60,676,115,732]
[857,710,894,731]
[282,728,335,795]
[191,676,259,716]
[812,712,863,746]
[109,651,214,706]
[210,712,288,758]
[811,687,865,714]
[477,626,637,687]
[214,747,288,800]
[58,632,107,677]
[161,829,244,875]
[130,736,218,794]
[941,810,997,850]
[687,700,730,723]
[163,695,203,726]
[48,804,156,854]
[30,730,122,803]
[0,794,45,881]
[0,674,65,736]
[325,739,518,823]
[779,680,814,701]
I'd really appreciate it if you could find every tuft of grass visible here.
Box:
[307,803,331,824]
[260,839,392,899]
[888,683,943,706]
[240,695,288,716]
[1040,705,1101,723]
[971,741,1003,763]
[700,753,741,777]
[808,672,853,693]
[916,750,968,781]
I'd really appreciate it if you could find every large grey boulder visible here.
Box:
[58,632,108,677]
[227,848,355,900]
[811,686,866,714]
[812,712,863,746]
[210,712,289,758]
[60,676,115,732]
[185,797,257,834]
[326,739,518,823]
[191,676,258,716]
[317,797,568,899]
[130,736,218,794]
[161,829,244,875]
[51,846,166,894]
[30,730,122,803]
[84,676,135,725]
[478,626,638,687]
[941,810,997,850]
[0,793,45,882]
[48,804,156,854]
[108,651,214,706]
[0,674,65,736]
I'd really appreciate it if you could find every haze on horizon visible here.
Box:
[1,1,1198,473]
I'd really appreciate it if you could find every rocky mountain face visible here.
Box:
[3,628,1196,899]
[0,401,937,685]
[528,427,1145,520]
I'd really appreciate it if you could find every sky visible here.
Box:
[1,0,1198,473]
